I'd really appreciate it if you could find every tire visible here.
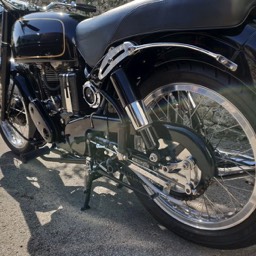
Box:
[130,62,256,249]
[0,76,36,155]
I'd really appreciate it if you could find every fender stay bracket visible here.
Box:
[98,41,238,80]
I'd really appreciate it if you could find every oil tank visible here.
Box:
[12,12,85,63]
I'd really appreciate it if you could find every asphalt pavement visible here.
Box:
[0,135,256,256]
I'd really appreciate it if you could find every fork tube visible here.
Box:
[1,9,13,121]
[110,68,159,150]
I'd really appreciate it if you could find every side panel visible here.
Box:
[12,18,65,60]
[11,12,85,62]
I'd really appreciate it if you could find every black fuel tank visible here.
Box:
[12,12,85,63]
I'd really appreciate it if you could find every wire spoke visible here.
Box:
[141,83,256,229]
[213,177,243,208]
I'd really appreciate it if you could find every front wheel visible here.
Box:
[0,76,36,155]
[131,62,256,249]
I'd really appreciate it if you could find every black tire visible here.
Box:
[130,62,256,249]
[0,76,36,155]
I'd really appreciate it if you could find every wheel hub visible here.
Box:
[156,155,207,200]
[9,97,26,126]
[135,122,216,200]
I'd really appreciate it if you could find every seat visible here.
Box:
[76,0,256,67]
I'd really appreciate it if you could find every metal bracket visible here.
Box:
[99,42,135,80]
[98,41,238,80]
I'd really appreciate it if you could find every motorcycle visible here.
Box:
[1,0,256,249]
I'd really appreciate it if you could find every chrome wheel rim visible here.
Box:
[142,83,256,230]
[0,83,30,149]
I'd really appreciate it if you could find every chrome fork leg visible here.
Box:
[110,68,159,150]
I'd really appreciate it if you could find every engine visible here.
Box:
[10,11,94,143]
[10,11,110,154]
[26,61,95,145]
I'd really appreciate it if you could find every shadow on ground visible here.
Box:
[0,151,256,256]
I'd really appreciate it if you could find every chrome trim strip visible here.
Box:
[64,74,72,113]
[60,74,73,113]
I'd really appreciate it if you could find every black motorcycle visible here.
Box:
[1,0,256,249]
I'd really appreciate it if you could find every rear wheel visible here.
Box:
[0,77,36,155]
[130,62,256,249]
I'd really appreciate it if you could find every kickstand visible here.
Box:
[116,173,124,188]
[81,158,101,211]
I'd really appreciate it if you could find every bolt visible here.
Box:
[127,46,135,54]
[149,153,158,163]
[122,155,128,161]
[166,156,171,161]
[185,183,192,195]
[162,166,169,172]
